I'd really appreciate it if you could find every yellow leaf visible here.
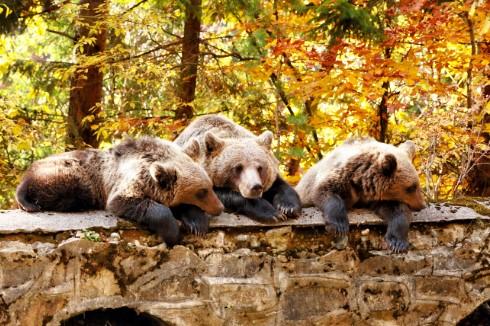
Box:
[17,141,30,151]
[11,124,22,136]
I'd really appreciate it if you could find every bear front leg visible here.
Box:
[373,201,410,253]
[214,187,281,223]
[107,196,181,245]
[316,193,349,236]
[171,204,209,236]
[263,176,302,219]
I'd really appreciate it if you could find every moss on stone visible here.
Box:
[446,197,490,216]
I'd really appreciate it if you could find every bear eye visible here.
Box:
[257,166,263,174]
[406,184,417,194]
[233,164,243,174]
[195,188,208,200]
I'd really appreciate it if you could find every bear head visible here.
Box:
[186,131,279,199]
[375,141,426,211]
[148,140,224,216]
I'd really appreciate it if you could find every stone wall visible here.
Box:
[0,203,489,325]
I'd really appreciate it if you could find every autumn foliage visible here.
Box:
[0,0,489,208]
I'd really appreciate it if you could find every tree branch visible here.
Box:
[109,41,181,64]
[21,0,71,18]
[122,0,149,15]
[47,29,77,42]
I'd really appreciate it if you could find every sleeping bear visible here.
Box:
[174,115,301,230]
[295,138,426,252]
[15,137,223,245]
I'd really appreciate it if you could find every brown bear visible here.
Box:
[15,136,224,245]
[295,138,426,252]
[174,115,301,226]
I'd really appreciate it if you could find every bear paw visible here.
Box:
[245,198,283,223]
[384,234,409,253]
[156,218,182,246]
[325,220,349,236]
[273,197,302,220]
[181,213,209,237]
[271,190,302,219]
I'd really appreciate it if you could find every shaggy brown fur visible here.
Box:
[175,115,279,197]
[174,115,301,222]
[16,137,223,244]
[296,138,426,252]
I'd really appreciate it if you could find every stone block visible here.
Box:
[205,249,271,278]
[278,275,350,322]
[359,252,431,276]
[222,311,278,326]
[80,268,120,298]
[118,244,167,281]
[143,300,223,326]
[432,247,477,277]
[201,277,277,319]
[311,308,353,325]
[408,232,434,250]
[127,246,204,301]
[436,225,466,246]
[10,294,67,326]
[0,280,34,304]
[276,249,359,276]
[265,227,292,252]
[357,279,410,319]
[0,241,45,287]
[415,276,466,304]
[401,301,445,325]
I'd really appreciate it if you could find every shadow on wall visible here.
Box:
[61,307,167,326]
[457,300,490,326]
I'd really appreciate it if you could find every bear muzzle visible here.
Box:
[410,201,427,211]
[240,185,263,199]
[238,168,264,199]
[408,194,427,211]
[202,192,224,216]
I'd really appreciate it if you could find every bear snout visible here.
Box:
[408,199,427,211]
[249,184,263,196]
[240,187,263,199]
[238,168,264,198]
[204,193,224,216]
[412,202,427,211]
[209,201,225,216]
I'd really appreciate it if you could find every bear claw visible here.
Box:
[276,209,289,221]
[384,236,409,253]
[274,204,301,219]
[325,222,349,237]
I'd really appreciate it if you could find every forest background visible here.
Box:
[0,0,489,209]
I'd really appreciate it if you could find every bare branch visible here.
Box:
[47,29,77,42]
[121,0,149,15]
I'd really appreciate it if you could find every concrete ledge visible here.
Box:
[0,201,488,234]
[0,210,119,234]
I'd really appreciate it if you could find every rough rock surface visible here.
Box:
[0,204,489,325]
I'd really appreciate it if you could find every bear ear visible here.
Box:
[380,154,397,176]
[183,138,201,161]
[256,131,273,149]
[398,141,416,160]
[150,162,179,190]
[204,132,224,156]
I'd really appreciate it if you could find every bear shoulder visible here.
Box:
[174,115,255,147]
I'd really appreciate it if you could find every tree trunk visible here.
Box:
[377,80,390,143]
[66,0,107,149]
[464,41,490,196]
[375,48,392,143]
[177,0,202,121]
